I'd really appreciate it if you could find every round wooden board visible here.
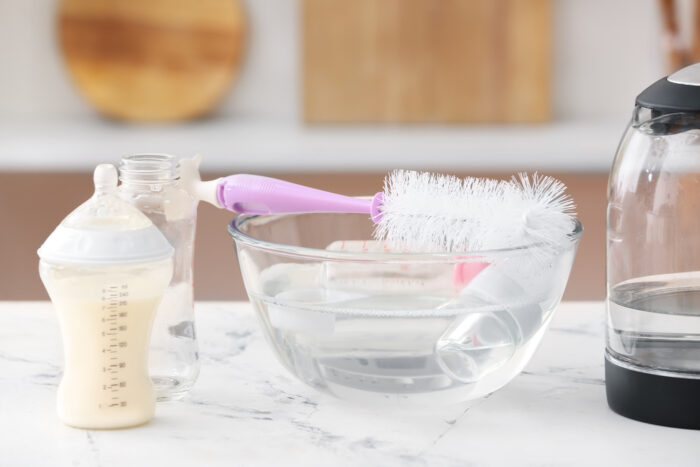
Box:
[58,0,246,122]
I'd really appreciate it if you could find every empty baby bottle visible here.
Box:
[118,154,199,401]
[38,165,173,429]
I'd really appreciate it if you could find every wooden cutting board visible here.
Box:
[303,0,551,123]
[58,0,246,122]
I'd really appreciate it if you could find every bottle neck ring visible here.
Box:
[119,154,179,186]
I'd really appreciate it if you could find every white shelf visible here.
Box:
[0,117,619,172]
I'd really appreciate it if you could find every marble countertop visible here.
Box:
[2,301,698,466]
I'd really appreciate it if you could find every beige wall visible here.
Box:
[0,0,666,123]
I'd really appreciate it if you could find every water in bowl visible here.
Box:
[249,264,553,405]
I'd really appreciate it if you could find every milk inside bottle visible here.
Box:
[38,165,173,429]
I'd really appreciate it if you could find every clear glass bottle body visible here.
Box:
[119,154,200,400]
[607,106,700,377]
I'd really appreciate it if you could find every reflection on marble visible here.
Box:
[1,301,698,467]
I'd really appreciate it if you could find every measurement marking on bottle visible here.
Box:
[99,284,129,409]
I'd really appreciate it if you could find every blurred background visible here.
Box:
[0,0,694,301]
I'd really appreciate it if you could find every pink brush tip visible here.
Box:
[453,261,490,289]
[370,192,384,223]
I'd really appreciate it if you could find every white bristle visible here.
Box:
[373,170,576,253]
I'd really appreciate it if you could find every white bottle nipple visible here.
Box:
[94,164,118,194]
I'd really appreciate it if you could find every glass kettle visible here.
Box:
[607,63,700,429]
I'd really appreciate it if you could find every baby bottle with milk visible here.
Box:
[38,165,173,429]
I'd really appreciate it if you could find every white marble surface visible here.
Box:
[1,301,698,466]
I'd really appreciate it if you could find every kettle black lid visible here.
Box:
[637,63,700,113]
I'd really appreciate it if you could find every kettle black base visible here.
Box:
[605,357,700,430]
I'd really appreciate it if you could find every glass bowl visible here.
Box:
[228,212,582,406]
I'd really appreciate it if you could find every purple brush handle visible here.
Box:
[217,174,385,222]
